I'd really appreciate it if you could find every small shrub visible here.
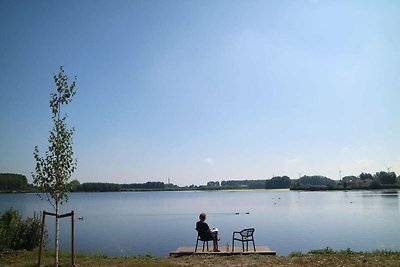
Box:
[0,209,19,251]
[144,252,154,258]
[372,249,396,255]
[289,251,303,257]
[0,209,46,251]
[339,248,355,255]
[19,212,45,250]
[309,246,336,255]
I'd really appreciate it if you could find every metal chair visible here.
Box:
[232,228,256,252]
[195,231,210,252]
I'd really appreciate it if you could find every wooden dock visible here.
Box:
[170,246,276,256]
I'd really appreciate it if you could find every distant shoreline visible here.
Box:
[1,187,399,194]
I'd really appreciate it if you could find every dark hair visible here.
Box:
[199,213,206,221]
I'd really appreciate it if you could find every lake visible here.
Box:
[1,190,399,256]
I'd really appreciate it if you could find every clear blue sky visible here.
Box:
[1,0,399,186]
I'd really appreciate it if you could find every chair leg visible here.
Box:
[202,241,205,251]
[242,241,245,252]
[252,239,256,251]
[195,238,199,252]
[206,241,209,251]
[246,240,249,251]
[232,237,234,252]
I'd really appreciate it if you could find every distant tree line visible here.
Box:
[206,181,220,187]
[265,176,291,189]
[207,172,400,191]
[208,176,334,190]
[58,172,400,192]
[60,172,400,192]
[291,175,337,190]
[1,171,400,193]
[67,181,167,192]
[340,171,398,190]
[78,182,121,192]
[375,171,397,184]
[121,182,165,190]
[0,173,29,191]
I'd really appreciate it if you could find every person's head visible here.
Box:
[199,213,206,221]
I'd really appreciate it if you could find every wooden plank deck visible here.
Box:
[170,246,276,256]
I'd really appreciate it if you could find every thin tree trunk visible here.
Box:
[55,199,59,267]
[55,105,60,267]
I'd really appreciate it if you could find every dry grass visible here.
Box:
[1,250,400,267]
[165,253,400,267]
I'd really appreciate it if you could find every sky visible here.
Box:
[1,0,400,186]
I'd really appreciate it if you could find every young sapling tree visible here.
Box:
[32,66,77,266]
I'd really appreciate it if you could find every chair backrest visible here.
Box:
[196,221,211,240]
[240,228,255,237]
[196,228,207,240]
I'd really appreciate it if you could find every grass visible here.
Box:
[1,248,400,267]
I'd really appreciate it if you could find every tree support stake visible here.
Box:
[37,210,75,267]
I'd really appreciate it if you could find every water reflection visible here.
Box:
[362,190,398,198]
[382,190,399,197]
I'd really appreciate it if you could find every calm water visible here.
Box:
[1,190,399,256]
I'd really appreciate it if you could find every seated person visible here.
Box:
[196,212,219,251]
